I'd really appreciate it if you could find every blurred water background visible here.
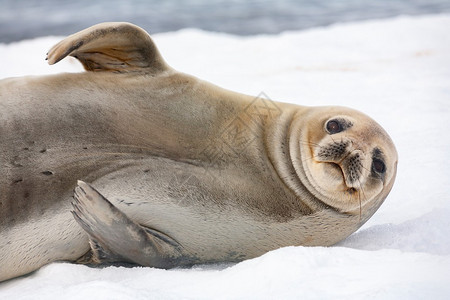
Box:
[1,0,450,43]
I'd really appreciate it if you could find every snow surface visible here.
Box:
[1,14,450,299]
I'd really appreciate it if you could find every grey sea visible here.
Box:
[1,0,450,43]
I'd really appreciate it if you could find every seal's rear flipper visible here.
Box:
[71,181,186,268]
[46,22,169,74]
[75,237,125,265]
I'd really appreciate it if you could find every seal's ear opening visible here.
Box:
[46,22,169,74]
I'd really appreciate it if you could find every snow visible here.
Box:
[1,14,450,299]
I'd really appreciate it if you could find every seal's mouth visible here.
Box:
[326,160,363,191]
[328,162,342,175]
[328,162,348,186]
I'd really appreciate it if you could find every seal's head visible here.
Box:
[293,106,397,219]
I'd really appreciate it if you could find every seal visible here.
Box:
[0,22,398,282]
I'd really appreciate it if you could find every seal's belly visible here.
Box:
[89,156,306,262]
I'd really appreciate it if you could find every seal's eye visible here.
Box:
[372,158,386,174]
[326,120,343,134]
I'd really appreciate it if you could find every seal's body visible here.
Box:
[0,23,397,282]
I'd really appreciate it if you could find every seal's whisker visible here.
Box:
[301,153,320,163]
[346,188,356,214]
[299,140,324,148]
[358,190,362,221]
[329,134,337,144]
[356,178,368,221]
[360,162,370,173]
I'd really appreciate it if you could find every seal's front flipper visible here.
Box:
[71,180,186,268]
[46,22,169,74]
